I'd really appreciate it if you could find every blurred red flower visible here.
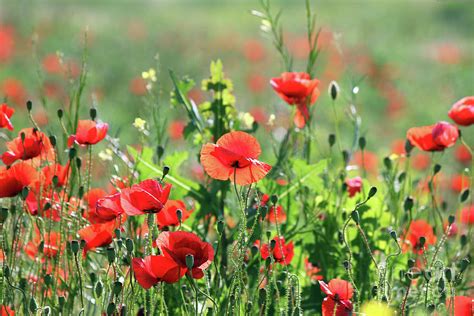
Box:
[155,231,214,279]
[132,255,185,289]
[42,54,63,75]
[352,150,378,175]
[40,163,70,188]
[68,120,108,147]
[1,78,26,106]
[78,220,117,254]
[319,279,353,316]
[450,174,470,193]
[129,77,147,96]
[168,120,185,140]
[243,39,265,62]
[0,103,14,130]
[26,228,63,259]
[304,258,323,281]
[200,131,271,186]
[345,177,362,198]
[407,121,458,152]
[270,72,320,128]
[455,145,472,165]
[448,96,474,126]
[259,236,294,266]
[0,305,15,316]
[156,200,192,228]
[460,205,473,225]
[402,220,436,254]
[0,162,38,198]
[120,179,171,215]
[445,296,473,316]
[1,128,53,165]
[0,25,15,63]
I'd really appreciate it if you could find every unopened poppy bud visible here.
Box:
[113,229,121,240]
[44,274,53,286]
[368,187,377,199]
[404,139,414,157]
[78,186,85,199]
[113,281,123,296]
[90,108,97,120]
[185,254,194,270]
[251,245,259,257]
[90,272,97,283]
[438,278,445,292]
[4,266,10,278]
[448,215,455,226]
[460,189,469,202]
[460,234,467,247]
[338,231,344,244]
[38,241,45,253]
[20,132,26,142]
[156,145,165,160]
[444,268,453,281]
[265,257,272,268]
[125,238,134,252]
[107,247,116,263]
[371,285,378,297]
[0,207,8,223]
[351,210,360,224]
[407,259,415,268]
[57,109,63,119]
[58,296,66,309]
[424,270,432,281]
[270,239,276,250]
[358,137,366,150]
[381,295,388,303]
[328,134,336,147]
[343,260,350,270]
[120,305,127,316]
[162,166,170,178]
[266,230,271,239]
[95,281,103,297]
[30,297,38,313]
[419,236,426,247]
[398,172,406,183]
[342,150,350,166]
[329,81,339,100]
[260,205,268,218]
[433,164,441,175]
[76,157,82,170]
[69,148,77,160]
[427,304,435,313]
[52,175,59,187]
[43,306,51,315]
[383,157,392,170]
[26,100,33,111]
[20,186,29,200]
[49,135,57,147]
[176,209,183,223]
[270,194,278,205]
[258,288,267,305]
[403,196,414,212]
[390,230,397,240]
[107,302,116,315]
[460,258,469,272]
[70,240,80,254]
[216,220,224,235]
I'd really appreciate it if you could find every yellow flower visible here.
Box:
[238,112,255,129]
[133,117,147,131]
[141,68,157,82]
[98,148,113,161]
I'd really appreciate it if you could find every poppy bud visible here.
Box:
[398,172,406,183]
[270,239,276,250]
[260,205,268,218]
[52,175,59,187]
[427,304,435,313]
[125,238,134,252]
[419,236,426,247]
[43,306,51,315]
[156,145,165,160]
[20,132,26,142]
[29,297,37,313]
[438,278,445,292]
[404,139,414,157]
[70,240,80,254]
[433,164,441,175]
[26,100,33,111]
[368,187,377,199]
[113,281,123,296]
[20,187,29,201]
[265,257,272,268]
[343,260,350,270]
[448,215,455,226]
[351,210,360,224]
[338,231,344,244]
[78,186,85,199]
[329,81,339,100]
[270,194,278,205]
[408,259,415,268]
[49,135,57,147]
[358,137,366,150]
[44,274,53,286]
[258,288,266,306]
[404,197,414,212]
[57,109,63,119]
[120,305,127,316]
[90,108,97,120]
[43,202,51,211]
[390,230,397,240]
[185,254,194,270]
[76,157,82,170]
[383,157,392,170]
[381,296,388,303]
[444,268,452,282]
[251,245,259,257]
[266,230,271,239]
[460,234,467,248]
[95,281,103,297]
[176,209,183,223]
[424,270,432,281]
[90,272,97,283]
[38,241,44,254]
[246,302,253,314]
[459,258,469,273]
[216,220,225,235]
[162,166,170,179]
[58,296,66,309]
[371,285,378,297]
[0,207,8,223]
[107,302,116,316]
[107,247,116,263]
[69,148,77,160]
[342,150,350,166]
[460,189,469,203]
[328,134,336,147]
[4,266,10,278]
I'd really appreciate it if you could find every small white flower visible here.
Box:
[267,114,276,126]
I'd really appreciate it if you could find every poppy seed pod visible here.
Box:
[328,134,336,147]
[156,145,165,160]
[70,240,80,254]
[329,81,339,100]
[49,135,57,147]
[125,238,134,253]
[459,258,470,272]
[57,109,63,119]
[448,215,455,225]
[433,164,441,175]
[107,247,116,263]
[216,220,225,235]
[270,194,278,205]
[26,100,33,111]
[95,281,104,297]
[403,196,414,212]
[444,268,453,282]
[90,108,97,120]
[185,254,195,270]
[162,166,170,178]
[460,189,469,202]
[358,137,366,150]
[390,230,397,240]
[107,302,116,315]
[368,187,377,199]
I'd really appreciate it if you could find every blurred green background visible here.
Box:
[1,0,473,154]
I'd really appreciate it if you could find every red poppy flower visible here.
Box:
[243,39,265,62]
[168,120,185,140]
[132,255,185,289]
[156,200,192,228]
[42,54,63,75]
[451,174,470,193]
[200,131,272,186]
[266,205,287,224]
[406,121,458,152]
[260,236,294,266]
[89,193,126,223]
[40,163,70,188]
[0,162,38,198]
[1,128,53,165]
[0,305,15,316]
[446,296,473,316]
[78,220,117,254]
[155,231,214,279]
[67,120,108,147]
[460,205,473,225]
[25,228,62,259]
[0,103,14,131]
[270,72,320,128]
[455,145,472,165]
[402,220,437,254]
[319,279,353,316]
[120,179,171,215]
[345,177,362,198]
[1,78,26,106]
[411,153,431,171]
[351,151,378,175]
[25,190,61,221]
[0,25,15,63]
[304,258,323,281]
[129,77,147,96]
[448,96,474,126]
